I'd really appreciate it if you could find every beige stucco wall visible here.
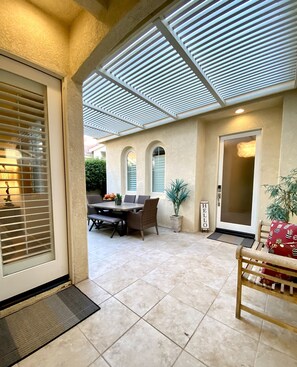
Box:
[279,90,297,224]
[105,102,289,234]
[105,118,199,232]
[280,90,297,176]
[202,105,283,231]
[195,121,206,230]
[70,0,139,77]
[0,0,69,76]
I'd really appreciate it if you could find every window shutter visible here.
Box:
[0,80,54,274]
[152,147,165,192]
[127,151,136,191]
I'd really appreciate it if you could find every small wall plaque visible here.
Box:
[200,201,209,231]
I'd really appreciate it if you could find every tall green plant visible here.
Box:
[85,158,106,194]
[165,179,190,216]
[264,168,297,222]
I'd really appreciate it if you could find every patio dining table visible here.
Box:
[90,201,144,212]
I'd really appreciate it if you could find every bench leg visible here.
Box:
[236,259,243,319]
[110,222,119,238]
[89,220,96,231]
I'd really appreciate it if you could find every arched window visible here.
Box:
[152,146,165,192]
[127,150,136,191]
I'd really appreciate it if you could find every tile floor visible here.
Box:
[17,227,297,367]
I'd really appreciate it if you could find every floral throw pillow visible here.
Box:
[261,221,297,286]
[266,220,297,248]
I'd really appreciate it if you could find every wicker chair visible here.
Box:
[124,194,136,203]
[126,198,159,240]
[136,195,150,204]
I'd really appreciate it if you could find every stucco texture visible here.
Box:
[104,101,289,233]
[105,118,198,231]
[203,105,283,231]
[0,0,69,76]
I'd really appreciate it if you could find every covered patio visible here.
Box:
[0,0,297,365]
[19,228,297,366]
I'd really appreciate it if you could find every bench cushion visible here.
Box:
[88,214,121,224]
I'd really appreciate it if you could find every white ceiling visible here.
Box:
[82,0,297,142]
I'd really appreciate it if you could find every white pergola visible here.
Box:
[82,0,297,141]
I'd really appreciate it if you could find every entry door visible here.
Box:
[0,56,68,302]
[216,131,261,234]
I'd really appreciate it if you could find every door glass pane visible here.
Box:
[0,72,55,276]
[221,136,255,225]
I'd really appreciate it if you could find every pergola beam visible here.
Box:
[97,69,178,119]
[84,122,119,136]
[154,18,226,107]
[83,101,144,129]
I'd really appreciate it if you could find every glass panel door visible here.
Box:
[0,74,54,276]
[0,56,68,302]
[216,131,261,234]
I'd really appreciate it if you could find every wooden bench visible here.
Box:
[88,214,123,238]
[236,221,297,333]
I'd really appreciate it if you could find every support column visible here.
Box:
[279,90,297,176]
[63,77,88,284]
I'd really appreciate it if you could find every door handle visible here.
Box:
[217,185,222,207]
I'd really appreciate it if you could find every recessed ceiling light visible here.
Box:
[235,108,245,114]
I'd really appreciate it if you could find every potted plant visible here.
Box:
[115,193,122,205]
[264,168,297,222]
[165,179,190,232]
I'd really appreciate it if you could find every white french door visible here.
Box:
[0,56,68,302]
[216,131,261,234]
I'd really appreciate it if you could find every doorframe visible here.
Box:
[216,129,262,235]
[0,56,69,302]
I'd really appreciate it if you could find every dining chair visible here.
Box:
[126,198,159,240]
[124,194,136,203]
[136,195,150,204]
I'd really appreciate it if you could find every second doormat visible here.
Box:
[0,285,100,367]
[208,231,254,248]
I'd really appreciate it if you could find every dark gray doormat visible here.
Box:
[0,285,100,367]
[208,232,254,248]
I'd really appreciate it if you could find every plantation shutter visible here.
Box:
[127,151,136,191]
[152,147,165,192]
[0,77,54,275]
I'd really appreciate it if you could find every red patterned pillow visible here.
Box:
[261,267,291,286]
[268,242,297,258]
[266,220,297,248]
[261,221,297,286]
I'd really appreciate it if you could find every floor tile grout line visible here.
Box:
[84,228,297,366]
